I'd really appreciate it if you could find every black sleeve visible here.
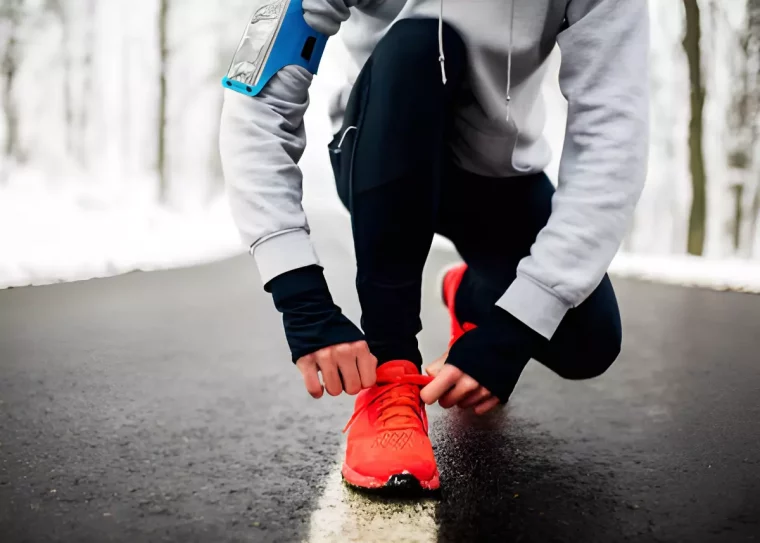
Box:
[265,265,365,362]
[445,306,547,402]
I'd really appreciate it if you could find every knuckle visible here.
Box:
[296,355,314,368]
[460,377,476,389]
[337,353,357,369]
[358,352,376,367]
[315,349,333,366]
[444,365,462,379]
[463,376,480,390]
[335,343,351,356]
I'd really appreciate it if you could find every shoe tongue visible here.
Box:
[377,360,420,381]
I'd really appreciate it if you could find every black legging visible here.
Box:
[328,19,622,385]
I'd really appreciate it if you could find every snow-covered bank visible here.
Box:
[0,174,243,289]
[609,253,760,294]
[3,176,760,295]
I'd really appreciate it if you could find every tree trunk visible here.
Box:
[683,0,708,256]
[751,185,760,257]
[79,0,96,167]
[157,0,169,203]
[1,0,23,172]
[731,184,744,250]
[50,0,74,157]
[206,31,228,203]
[747,0,760,256]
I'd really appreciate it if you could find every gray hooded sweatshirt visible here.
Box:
[219,0,650,340]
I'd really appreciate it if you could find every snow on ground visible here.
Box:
[0,171,243,289]
[609,253,760,294]
[3,166,760,294]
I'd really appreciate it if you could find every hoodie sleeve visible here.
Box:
[495,0,650,339]
[220,67,318,285]
[219,0,379,285]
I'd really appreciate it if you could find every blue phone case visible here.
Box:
[222,0,328,97]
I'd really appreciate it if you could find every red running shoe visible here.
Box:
[439,263,477,346]
[342,360,439,491]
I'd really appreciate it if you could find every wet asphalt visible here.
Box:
[1,211,759,543]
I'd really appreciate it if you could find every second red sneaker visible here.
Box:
[342,360,439,491]
[439,263,477,346]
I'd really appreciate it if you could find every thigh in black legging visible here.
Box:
[327,19,468,365]
[437,167,555,317]
[438,167,623,380]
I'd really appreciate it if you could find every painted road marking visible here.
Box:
[307,452,438,543]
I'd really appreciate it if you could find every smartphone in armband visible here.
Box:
[222,0,328,97]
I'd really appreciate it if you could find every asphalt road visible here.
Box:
[1,213,760,542]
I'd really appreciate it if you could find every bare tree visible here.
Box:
[206,25,229,203]
[1,0,24,174]
[78,0,96,166]
[683,0,708,256]
[746,0,760,256]
[46,0,74,157]
[726,0,760,255]
[157,0,170,203]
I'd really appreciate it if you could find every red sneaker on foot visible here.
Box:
[439,263,477,346]
[342,360,439,491]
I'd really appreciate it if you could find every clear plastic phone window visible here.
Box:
[226,0,289,88]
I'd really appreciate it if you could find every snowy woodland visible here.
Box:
[0,0,759,289]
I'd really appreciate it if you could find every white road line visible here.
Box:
[307,451,438,543]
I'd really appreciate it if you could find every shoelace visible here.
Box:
[343,374,434,434]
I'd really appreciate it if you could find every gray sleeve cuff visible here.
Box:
[252,229,320,285]
[495,275,572,340]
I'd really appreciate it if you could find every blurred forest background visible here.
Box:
[0,0,244,203]
[0,0,759,284]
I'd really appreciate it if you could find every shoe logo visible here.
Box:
[373,431,414,450]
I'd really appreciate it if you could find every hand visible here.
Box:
[296,340,377,398]
[421,351,501,415]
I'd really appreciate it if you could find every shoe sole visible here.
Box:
[341,463,441,493]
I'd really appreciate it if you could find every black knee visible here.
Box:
[580,331,621,380]
[372,19,467,88]
[558,321,622,381]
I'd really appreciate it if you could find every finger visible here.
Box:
[458,387,492,409]
[316,351,342,397]
[474,396,501,415]
[354,342,377,389]
[420,365,462,405]
[296,356,324,399]
[335,345,362,396]
[424,351,448,378]
[439,375,480,409]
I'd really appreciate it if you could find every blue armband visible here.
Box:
[222,0,328,97]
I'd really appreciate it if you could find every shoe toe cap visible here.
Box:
[347,435,437,482]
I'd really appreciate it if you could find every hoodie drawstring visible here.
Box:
[437,0,515,123]
[506,0,515,122]
[438,0,447,84]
